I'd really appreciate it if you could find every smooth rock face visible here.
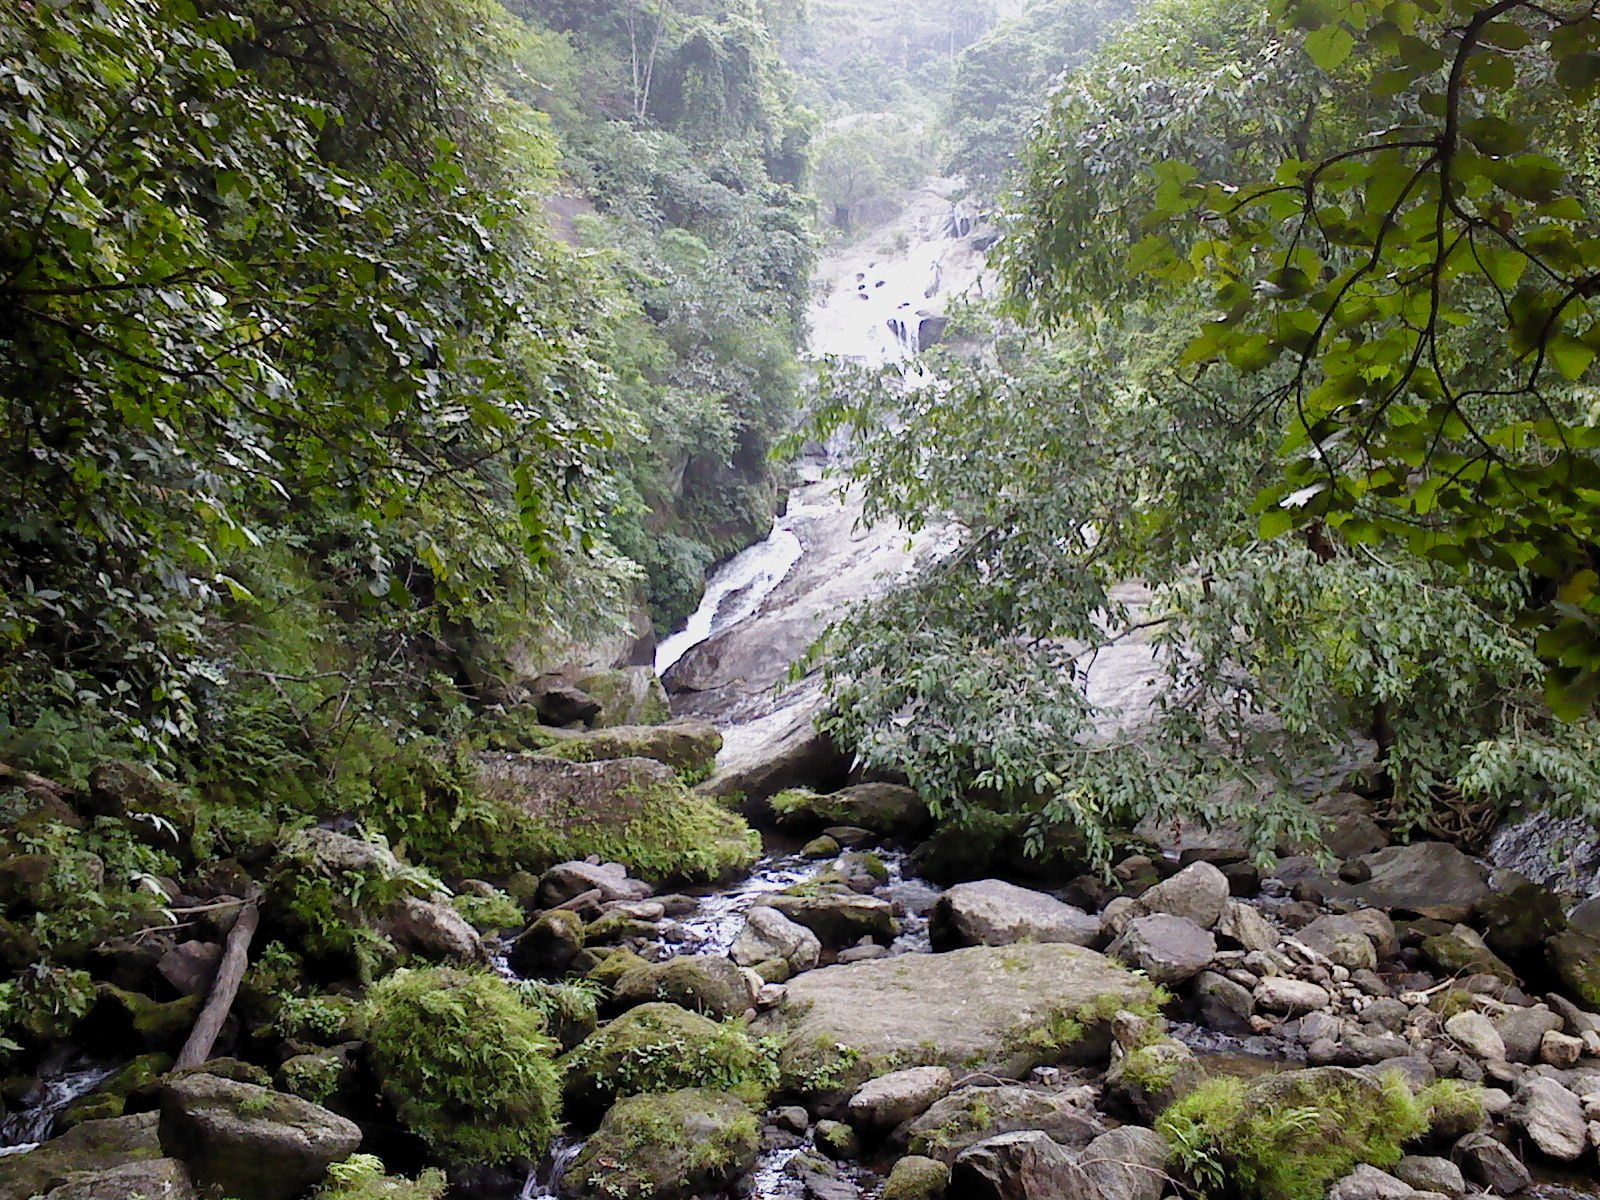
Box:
[906,1085,1105,1164]
[1253,976,1330,1015]
[950,1130,1098,1200]
[1443,1011,1506,1062]
[929,880,1100,951]
[1512,1077,1587,1162]
[762,943,1157,1095]
[156,1074,360,1200]
[847,1067,953,1131]
[1107,914,1217,985]
[730,905,821,974]
[1130,861,1230,930]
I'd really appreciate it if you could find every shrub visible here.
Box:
[362,967,562,1165]
[315,1154,446,1200]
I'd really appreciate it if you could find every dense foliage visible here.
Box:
[809,0,1600,863]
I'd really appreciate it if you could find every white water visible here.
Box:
[0,1056,118,1153]
[654,527,804,675]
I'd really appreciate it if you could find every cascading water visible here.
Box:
[0,1054,119,1155]
[654,526,804,676]
[516,1136,585,1199]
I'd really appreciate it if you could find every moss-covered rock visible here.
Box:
[559,1088,759,1200]
[1420,925,1515,984]
[1547,929,1600,1007]
[560,1002,775,1120]
[79,985,200,1056]
[881,1155,951,1200]
[759,943,1159,1098]
[154,1073,361,1200]
[59,1053,172,1130]
[904,1084,1105,1164]
[361,967,561,1165]
[530,720,721,780]
[1104,1038,1204,1121]
[0,1111,163,1199]
[474,754,758,882]
[1156,1068,1476,1200]
[573,667,672,729]
[770,784,931,837]
[610,955,751,1019]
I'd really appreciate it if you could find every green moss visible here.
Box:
[561,1002,778,1118]
[517,978,600,1050]
[362,967,561,1165]
[1121,1043,1185,1093]
[908,1094,994,1157]
[1009,986,1170,1062]
[564,1088,759,1200]
[1157,1069,1469,1200]
[315,1154,447,1200]
[450,888,523,933]
[1428,988,1478,1020]
[279,1051,345,1105]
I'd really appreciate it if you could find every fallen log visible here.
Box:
[174,898,260,1071]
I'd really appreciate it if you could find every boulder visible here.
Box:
[730,906,821,976]
[475,754,759,883]
[1107,915,1216,985]
[773,783,931,837]
[762,944,1159,1096]
[1493,1006,1563,1064]
[36,1159,195,1200]
[1443,1011,1505,1062]
[1327,1164,1413,1200]
[1341,843,1491,922]
[380,896,485,965]
[560,1089,757,1200]
[1298,915,1380,971]
[905,1085,1104,1164]
[537,860,650,907]
[1079,1126,1168,1200]
[1304,792,1390,860]
[509,909,585,976]
[1511,1076,1587,1162]
[847,1067,954,1132]
[1129,862,1230,930]
[1540,1028,1584,1067]
[1216,899,1279,952]
[535,682,601,725]
[950,1131,1097,1200]
[881,1156,951,1200]
[929,881,1100,951]
[696,702,851,807]
[535,719,723,777]
[1420,925,1514,984]
[0,1113,163,1200]
[1191,971,1255,1036]
[573,666,670,728]
[1394,1155,1466,1198]
[155,1074,360,1200]
[1254,977,1331,1015]
[1547,928,1600,1009]
[1451,1130,1532,1193]
[1477,879,1568,964]
[754,892,895,948]
[610,955,750,1019]
[156,942,221,998]
[1104,1040,1203,1122]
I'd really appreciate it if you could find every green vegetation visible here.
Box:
[1158,1070,1483,1200]
[563,1087,760,1200]
[808,0,1600,865]
[362,968,562,1165]
[316,1156,448,1200]
[560,1002,779,1117]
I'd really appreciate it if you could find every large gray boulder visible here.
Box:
[536,860,651,907]
[905,1085,1104,1164]
[1511,1076,1587,1162]
[560,1089,758,1200]
[773,783,931,836]
[0,1113,163,1200]
[380,896,485,964]
[761,944,1160,1095]
[1129,861,1230,930]
[951,1131,1097,1200]
[1297,914,1380,971]
[753,892,895,948]
[1108,915,1216,985]
[730,905,821,975]
[1452,1130,1532,1193]
[929,880,1100,951]
[534,719,722,777]
[1340,842,1491,922]
[1080,1126,1169,1200]
[155,1074,360,1200]
[38,1159,195,1200]
[847,1066,954,1131]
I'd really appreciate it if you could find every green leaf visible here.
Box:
[1550,335,1598,381]
[1304,24,1357,70]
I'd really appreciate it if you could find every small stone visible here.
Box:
[1328,1163,1413,1200]
[1493,1005,1564,1064]
[1216,899,1278,952]
[1451,1131,1531,1194]
[773,1105,809,1134]
[1395,1155,1466,1198]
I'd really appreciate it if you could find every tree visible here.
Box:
[1054,0,1600,714]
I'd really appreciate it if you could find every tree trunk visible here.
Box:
[174,900,260,1071]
